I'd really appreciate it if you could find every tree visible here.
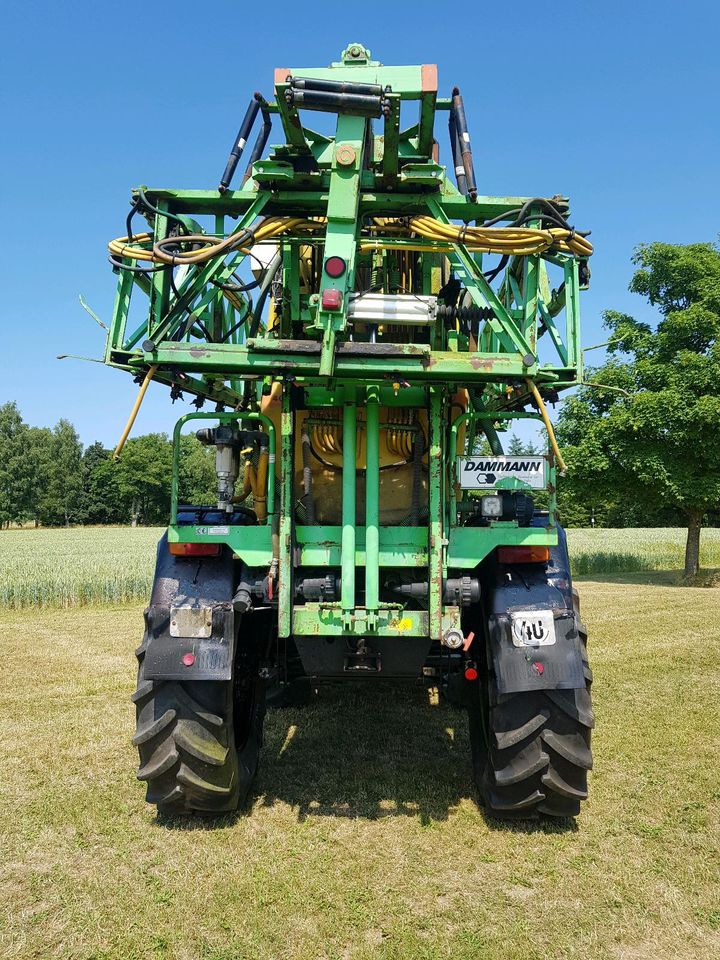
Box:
[177,434,216,505]
[558,241,720,577]
[26,426,55,526]
[79,442,117,524]
[36,420,84,526]
[0,402,33,526]
[113,433,173,525]
[506,434,540,456]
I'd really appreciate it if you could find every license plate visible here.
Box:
[510,610,556,647]
[169,604,213,638]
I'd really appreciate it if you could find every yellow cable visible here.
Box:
[109,213,591,268]
[525,378,567,475]
[108,218,323,266]
[254,448,269,522]
[409,216,593,258]
[113,365,157,459]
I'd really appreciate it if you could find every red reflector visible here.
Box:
[321,288,343,311]
[182,653,196,667]
[464,666,478,682]
[497,545,550,565]
[168,542,221,557]
[324,256,347,278]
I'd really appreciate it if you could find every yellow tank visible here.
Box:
[261,383,467,524]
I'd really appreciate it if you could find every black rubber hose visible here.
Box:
[126,197,141,244]
[137,188,189,235]
[108,256,170,274]
[248,252,283,338]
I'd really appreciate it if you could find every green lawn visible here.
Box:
[1,526,720,608]
[1,578,719,959]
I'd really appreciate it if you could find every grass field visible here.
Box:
[1,526,720,609]
[1,578,719,959]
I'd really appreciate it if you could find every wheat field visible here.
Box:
[1,526,719,609]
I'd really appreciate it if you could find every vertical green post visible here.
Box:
[341,394,357,623]
[565,257,581,374]
[365,386,380,626]
[318,114,367,376]
[278,388,294,639]
[149,199,170,340]
[428,388,444,641]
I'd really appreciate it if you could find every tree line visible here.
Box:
[0,405,216,528]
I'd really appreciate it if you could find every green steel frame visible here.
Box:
[104,43,588,645]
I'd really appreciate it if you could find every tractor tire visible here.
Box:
[473,616,594,819]
[132,639,265,816]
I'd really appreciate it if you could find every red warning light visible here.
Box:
[321,288,343,311]
[182,653,196,667]
[464,665,478,682]
[324,256,347,278]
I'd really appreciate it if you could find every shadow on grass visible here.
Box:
[153,684,579,832]
[252,683,576,833]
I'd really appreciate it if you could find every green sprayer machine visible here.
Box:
[103,44,594,818]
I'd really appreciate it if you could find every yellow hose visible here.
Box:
[409,217,593,258]
[109,213,591,268]
[525,378,567,475]
[108,217,323,266]
[113,365,157,460]
[254,448,269,522]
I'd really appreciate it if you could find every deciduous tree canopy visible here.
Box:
[558,242,720,576]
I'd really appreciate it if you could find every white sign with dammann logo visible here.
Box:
[457,456,547,490]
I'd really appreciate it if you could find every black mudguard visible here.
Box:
[141,533,237,682]
[483,521,586,694]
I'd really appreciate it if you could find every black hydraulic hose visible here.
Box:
[448,112,468,196]
[484,418,504,456]
[126,197,141,244]
[450,87,477,200]
[213,276,260,293]
[218,94,263,193]
[483,254,509,283]
[137,188,189,235]
[108,256,169,274]
[248,252,283,338]
[470,394,504,455]
[242,106,272,185]
[218,297,253,344]
[300,429,315,524]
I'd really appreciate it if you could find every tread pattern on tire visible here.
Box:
[481,626,594,819]
[133,639,240,814]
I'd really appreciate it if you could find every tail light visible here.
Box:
[169,542,221,557]
[497,545,550,565]
[321,288,343,311]
[324,255,347,278]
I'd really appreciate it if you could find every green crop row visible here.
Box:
[1,526,719,608]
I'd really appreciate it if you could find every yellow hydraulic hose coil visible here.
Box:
[108,215,592,266]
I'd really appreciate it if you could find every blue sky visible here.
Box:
[1,0,718,446]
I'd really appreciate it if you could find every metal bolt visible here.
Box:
[442,628,464,650]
